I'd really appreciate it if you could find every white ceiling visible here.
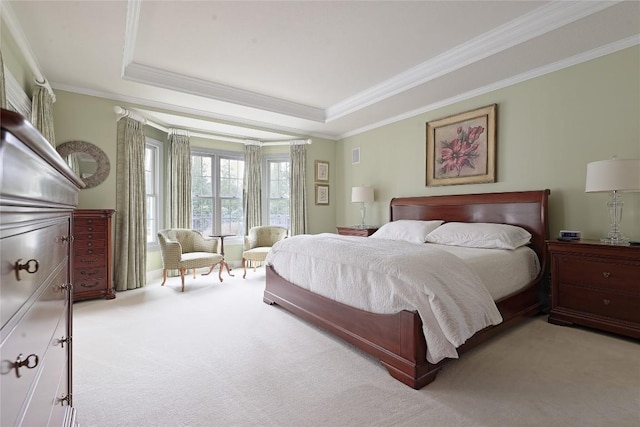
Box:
[4,1,639,142]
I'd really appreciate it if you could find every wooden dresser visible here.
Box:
[73,209,115,301]
[1,109,84,426]
[548,240,640,339]
[336,226,379,237]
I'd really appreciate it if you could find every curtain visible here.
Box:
[0,49,6,109]
[31,85,56,147]
[167,129,192,228]
[290,143,307,235]
[243,144,262,232]
[114,117,147,291]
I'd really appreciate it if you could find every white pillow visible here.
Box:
[370,220,444,243]
[425,222,531,250]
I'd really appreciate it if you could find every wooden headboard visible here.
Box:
[390,190,551,276]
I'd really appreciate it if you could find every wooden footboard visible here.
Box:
[264,265,443,388]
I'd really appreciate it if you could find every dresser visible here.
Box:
[548,240,640,339]
[73,209,115,301]
[336,226,379,237]
[1,109,84,425]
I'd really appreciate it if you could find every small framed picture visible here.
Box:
[315,184,329,205]
[315,160,329,182]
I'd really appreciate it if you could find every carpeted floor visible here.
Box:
[72,267,640,427]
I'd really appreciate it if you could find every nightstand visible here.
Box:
[547,240,640,339]
[336,226,379,237]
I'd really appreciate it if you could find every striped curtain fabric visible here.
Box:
[289,144,307,236]
[31,85,56,147]
[114,117,147,291]
[167,130,192,229]
[243,144,262,232]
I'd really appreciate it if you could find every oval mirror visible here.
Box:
[56,140,110,189]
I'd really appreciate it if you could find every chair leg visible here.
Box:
[161,269,167,286]
[242,258,247,279]
[180,267,186,292]
[218,263,224,282]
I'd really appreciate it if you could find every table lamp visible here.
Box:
[585,157,640,244]
[351,186,374,228]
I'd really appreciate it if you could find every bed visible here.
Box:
[263,190,550,389]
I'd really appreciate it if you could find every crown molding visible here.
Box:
[339,35,639,140]
[122,0,141,76]
[122,62,326,123]
[326,0,619,122]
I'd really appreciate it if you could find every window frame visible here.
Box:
[145,137,163,250]
[263,154,291,228]
[190,148,245,236]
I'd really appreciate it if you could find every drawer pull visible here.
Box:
[88,226,93,231]
[603,299,610,305]
[81,257,99,264]
[80,270,99,277]
[602,272,611,278]
[9,353,39,378]
[57,394,72,406]
[60,235,75,243]
[15,259,39,281]
[54,283,73,292]
[80,281,100,288]
[56,336,72,348]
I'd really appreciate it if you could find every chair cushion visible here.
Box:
[179,252,223,269]
[242,247,272,262]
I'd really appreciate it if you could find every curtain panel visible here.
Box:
[31,85,56,147]
[290,144,307,235]
[114,117,147,291]
[167,130,192,229]
[0,49,6,109]
[243,144,262,232]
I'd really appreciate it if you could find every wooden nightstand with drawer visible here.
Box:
[336,226,379,237]
[547,240,640,339]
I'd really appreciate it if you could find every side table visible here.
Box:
[209,234,235,277]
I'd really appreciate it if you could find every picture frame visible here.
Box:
[426,104,496,186]
[315,184,329,205]
[315,160,329,182]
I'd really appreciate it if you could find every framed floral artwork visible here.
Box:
[426,104,496,186]
[315,184,329,205]
[315,160,329,182]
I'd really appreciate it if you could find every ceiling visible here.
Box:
[4,1,639,142]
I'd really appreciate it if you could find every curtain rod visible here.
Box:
[113,106,311,146]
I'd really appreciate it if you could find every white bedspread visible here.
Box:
[265,233,503,364]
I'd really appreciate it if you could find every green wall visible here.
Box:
[4,28,639,269]
[337,46,640,241]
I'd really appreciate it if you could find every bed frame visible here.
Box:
[263,190,550,389]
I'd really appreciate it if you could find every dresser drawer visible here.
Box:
[74,230,107,241]
[74,238,106,249]
[74,253,107,268]
[0,271,68,426]
[19,313,70,427]
[1,221,70,328]
[557,257,638,293]
[559,284,640,323]
[75,222,106,234]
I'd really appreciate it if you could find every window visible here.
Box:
[145,138,162,247]
[191,151,245,236]
[265,156,290,228]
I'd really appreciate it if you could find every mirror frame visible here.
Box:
[56,140,111,189]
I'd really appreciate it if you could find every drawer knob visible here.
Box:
[603,299,610,305]
[14,258,39,281]
[56,336,72,348]
[60,235,75,243]
[9,353,39,378]
[602,272,611,278]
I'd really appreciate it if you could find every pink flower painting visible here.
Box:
[437,125,485,177]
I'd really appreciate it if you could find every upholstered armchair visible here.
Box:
[157,229,224,292]
[242,226,288,278]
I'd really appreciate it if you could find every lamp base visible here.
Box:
[600,236,630,245]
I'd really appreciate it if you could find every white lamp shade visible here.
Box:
[585,158,640,193]
[351,186,374,203]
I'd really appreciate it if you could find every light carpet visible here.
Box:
[72,268,640,427]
